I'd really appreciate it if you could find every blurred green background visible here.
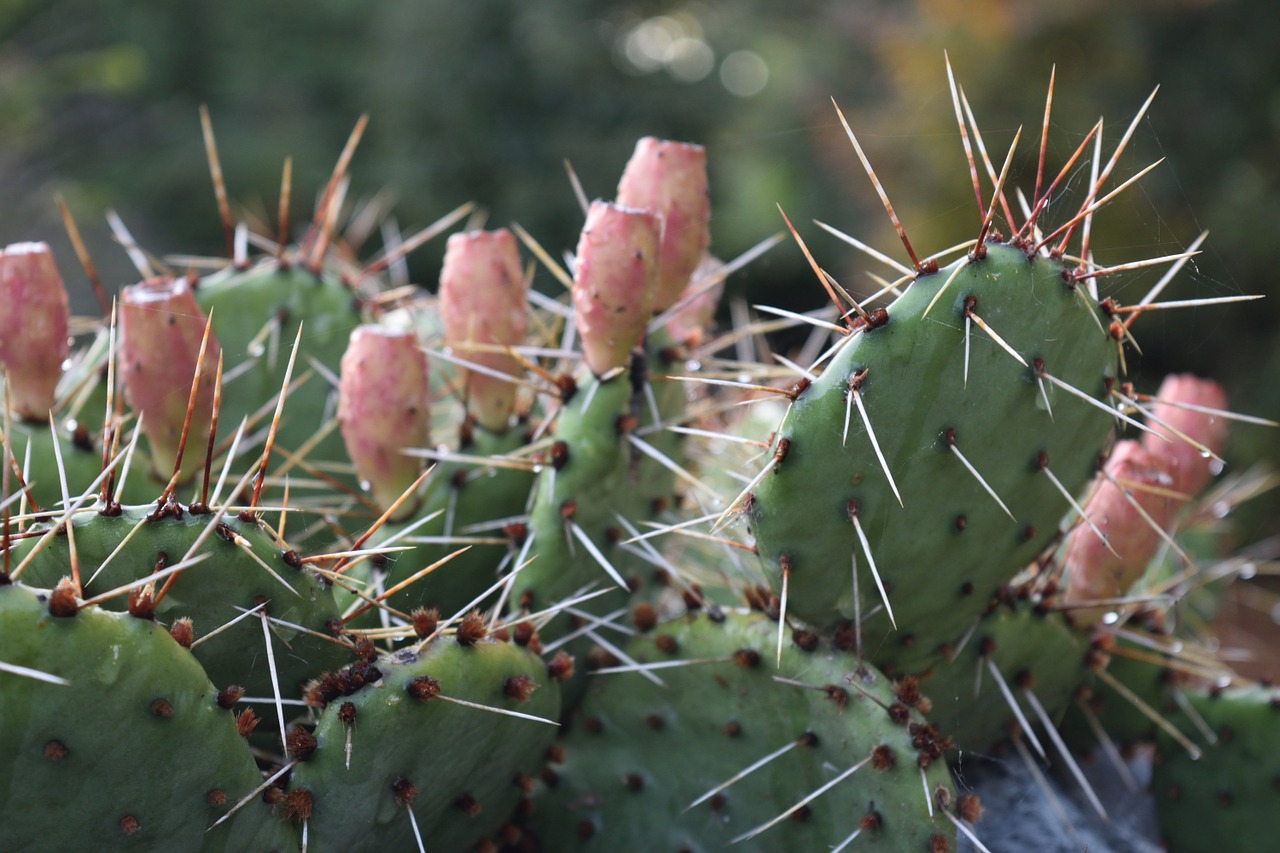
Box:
[1,0,1276,539]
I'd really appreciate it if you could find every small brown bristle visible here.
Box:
[338,701,357,726]
[456,610,487,646]
[455,793,482,817]
[406,675,441,701]
[870,744,895,771]
[887,703,910,725]
[559,499,577,520]
[791,628,819,652]
[957,793,983,823]
[512,621,537,647]
[858,810,882,831]
[352,635,377,662]
[733,648,761,669]
[631,602,658,632]
[411,607,439,638]
[234,708,259,738]
[798,731,819,748]
[48,578,79,618]
[832,620,857,651]
[895,676,923,707]
[216,685,244,709]
[825,685,849,710]
[928,833,951,853]
[623,773,644,792]
[169,618,194,648]
[150,698,174,718]
[514,771,537,792]
[587,646,620,670]
[127,585,157,620]
[644,713,665,731]
[503,675,538,703]
[546,651,574,683]
[576,820,595,840]
[43,740,69,762]
[262,786,285,806]
[655,634,678,654]
[281,789,314,822]
[119,815,141,836]
[206,788,227,806]
[723,721,743,737]
[393,777,418,807]
[286,726,318,761]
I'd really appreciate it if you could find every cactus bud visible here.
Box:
[572,201,659,377]
[438,229,527,433]
[1142,374,1229,498]
[1061,440,1176,626]
[0,242,70,422]
[337,325,430,515]
[119,276,220,482]
[616,138,710,313]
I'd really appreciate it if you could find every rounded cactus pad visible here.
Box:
[0,241,70,423]
[0,582,297,851]
[530,609,966,851]
[748,241,1118,674]
[286,628,560,851]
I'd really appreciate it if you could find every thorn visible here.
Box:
[1136,231,1209,308]
[511,222,573,291]
[1034,66,1056,209]
[198,351,224,509]
[1038,369,1153,437]
[945,52,985,221]
[849,500,895,629]
[778,206,866,327]
[160,309,217,505]
[566,520,629,590]
[1018,120,1102,240]
[0,660,71,685]
[813,220,913,278]
[986,658,1046,759]
[55,196,110,314]
[831,98,923,272]
[1039,455,1118,557]
[1073,249,1203,283]
[306,114,369,271]
[776,560,789,667]
[199,105,234,259]
[922,253,971,320]
[276,157,293,260]
[956,84,1018,234]
[434,693,559,726]
[1074,696,1141,792]
[730,754,871,844]
[973,124,1023,249]
[1094,667,1200,759]
[945,430,1015,520]
[358,202,476,281]
[106,211,156,281]
[1024,685,1108,820]
[249,323,305,511]
[563,159,590,217]
[686,738,804,811]
[848,372,902,507]
[1037,158,1166,257]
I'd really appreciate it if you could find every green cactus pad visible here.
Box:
[748,241,1118,674]
[1152,684,1280,853]
[0,583,297,852]
[530,609,964,851]
[286,630,560,851]
[11,504,352,703]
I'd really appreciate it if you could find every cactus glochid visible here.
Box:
[0,59,1275,853]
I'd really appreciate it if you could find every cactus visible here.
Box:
[0,61,1276,853]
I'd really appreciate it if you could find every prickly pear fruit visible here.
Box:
[530,609,965,851]
[572,201,659,377]
[0,582,297,851]
[438,228,528,434]
[286,625,561,851]
[120,275,220,483]
[338,325,430,515]
[748,242,1118,674]
[0,242,70,423]
[615,137,711,312]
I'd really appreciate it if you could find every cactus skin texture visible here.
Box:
[12,505,352,708]
[287,629,561,851]
[1152,685,1280,853]
[748,242,1117,675]
[0,582,297,852]
[529,609,965,851]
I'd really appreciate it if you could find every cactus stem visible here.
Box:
[831,98,925,274]
[686,737,805,812]
[730,753,873,844]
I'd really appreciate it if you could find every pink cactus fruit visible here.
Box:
[615,137,710,313]
[119,276,220,482]
[1061,440,1178,627]
[572,201,659,377]
[1141,374,1229,498]
[0,242,70,422]
[664,252,725,347]
[438,229,527,434]
[337,325,430,514]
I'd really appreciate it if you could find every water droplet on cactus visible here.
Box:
[1102,611,1120,625]
[1239,562,1257,581]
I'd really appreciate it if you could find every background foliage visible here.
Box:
[2,0,1277,539]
